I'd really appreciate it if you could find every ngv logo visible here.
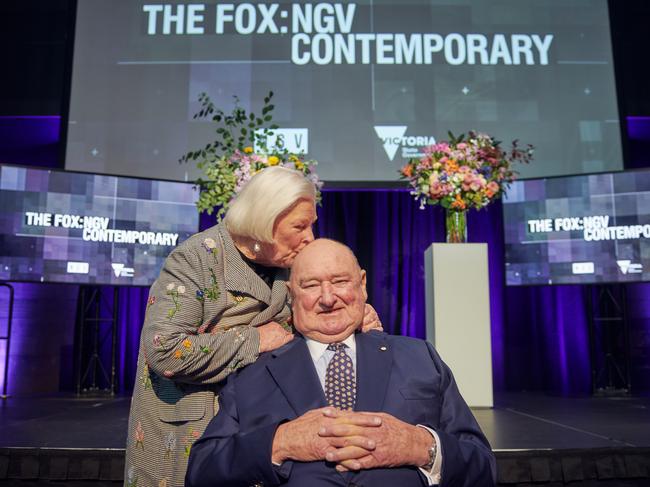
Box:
[111,263,135,278]
[616,260,642,274]
[255,128,308,154]
[374,126,436,161]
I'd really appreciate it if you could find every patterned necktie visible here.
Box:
[325,343,356,410]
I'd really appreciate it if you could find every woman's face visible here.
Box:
[265,198,317,268]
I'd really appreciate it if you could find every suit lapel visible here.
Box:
[266,337,327,417]
[354,332,393,412]
[217,224,272,305]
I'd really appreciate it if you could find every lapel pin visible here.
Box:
[379,345,387,351]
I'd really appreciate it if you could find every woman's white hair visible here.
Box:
[224,166,316,243]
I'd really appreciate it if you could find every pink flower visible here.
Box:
[134,422,144,443]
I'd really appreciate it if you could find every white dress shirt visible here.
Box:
[304,335,443,485]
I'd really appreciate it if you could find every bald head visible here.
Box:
[288,239,367,343]
[290,239,360,282]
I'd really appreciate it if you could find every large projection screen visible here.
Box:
[503,170,650,286]
[65,0,624,183]
[0,165,199,286]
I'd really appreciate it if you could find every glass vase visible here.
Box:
[446,209,467,243]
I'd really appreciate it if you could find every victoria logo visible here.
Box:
[616,260,642,274]
[374,126,408,160]
[111,263,135,278]
[374,126,436,161]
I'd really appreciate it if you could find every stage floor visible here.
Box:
[0,392,649,451]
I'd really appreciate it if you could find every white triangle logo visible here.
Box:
[374,126,407,161]
[111,263,124,277]
[616,260,631,274]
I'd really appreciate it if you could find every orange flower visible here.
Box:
[182,339,192,349]
[401,165,413,178]
[174,350,183,359]
[450,194,466,210]
[446,159,459,173]
[243,146,253,154]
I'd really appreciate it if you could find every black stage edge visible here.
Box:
[1,393,649,486]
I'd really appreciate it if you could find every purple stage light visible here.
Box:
[626,116,650,140]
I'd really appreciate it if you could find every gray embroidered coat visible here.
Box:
[124,223,291,487]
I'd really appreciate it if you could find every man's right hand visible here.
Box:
[271,408,381,464]
[258,321,294,353]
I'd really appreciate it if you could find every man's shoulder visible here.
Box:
[356,331,439,365]
[230,338,307,381]
[362,330,432,351]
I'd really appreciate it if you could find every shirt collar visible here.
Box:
[305,333,357,364]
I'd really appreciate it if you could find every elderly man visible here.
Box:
[186,239,495,487]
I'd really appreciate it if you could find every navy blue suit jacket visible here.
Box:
[186,331,496,487]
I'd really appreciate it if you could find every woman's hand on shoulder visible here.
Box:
[360,304,383,333]
[258,321,294,353]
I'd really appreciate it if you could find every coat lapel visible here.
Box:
[266,337,327,417]
[249,270,290,327]
[354,332,393,412]
[217,224,273,305]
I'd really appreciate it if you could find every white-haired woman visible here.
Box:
[125,166,381,487]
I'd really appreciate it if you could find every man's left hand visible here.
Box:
[360,304,383,332]
[319,411,433,471]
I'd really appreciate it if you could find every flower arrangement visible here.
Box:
[399,131,533,242]
[180,91,322,219]
[399,131,533,211]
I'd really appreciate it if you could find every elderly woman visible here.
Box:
[125,166,380,487]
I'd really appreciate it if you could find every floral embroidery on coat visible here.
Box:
[166,283,185,319]
[158,478,169,487]
[163,432,177,459]
[202,238,218,256]
[139,363,152,390]
[196,269,220,303]
[230,292,246,306]
[174,337,211,360]
[126,466,138,487]
[134,421,145,450]
[173,339,193,360]
[182,427,201,457]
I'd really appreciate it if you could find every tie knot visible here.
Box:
[327,343,346,352]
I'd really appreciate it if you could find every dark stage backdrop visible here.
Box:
[108,190,650,397]
[1,176,649,395]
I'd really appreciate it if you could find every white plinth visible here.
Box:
[424,243,493,408]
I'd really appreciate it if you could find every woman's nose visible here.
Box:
[304,226,315,244]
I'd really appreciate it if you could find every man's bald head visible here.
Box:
[288,239,367,343]
[290,239,361,282]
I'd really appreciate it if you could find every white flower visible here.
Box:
[166,283,175,291]
[203,238,216,249]
[177,285,186,294]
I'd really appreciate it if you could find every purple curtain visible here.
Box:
[105,190,599,394]
[3,117,647,396]
[3,187,648,396]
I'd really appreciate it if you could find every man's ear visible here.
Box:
[360,269,367,300]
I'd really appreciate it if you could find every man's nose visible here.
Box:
[320,282,336,307]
